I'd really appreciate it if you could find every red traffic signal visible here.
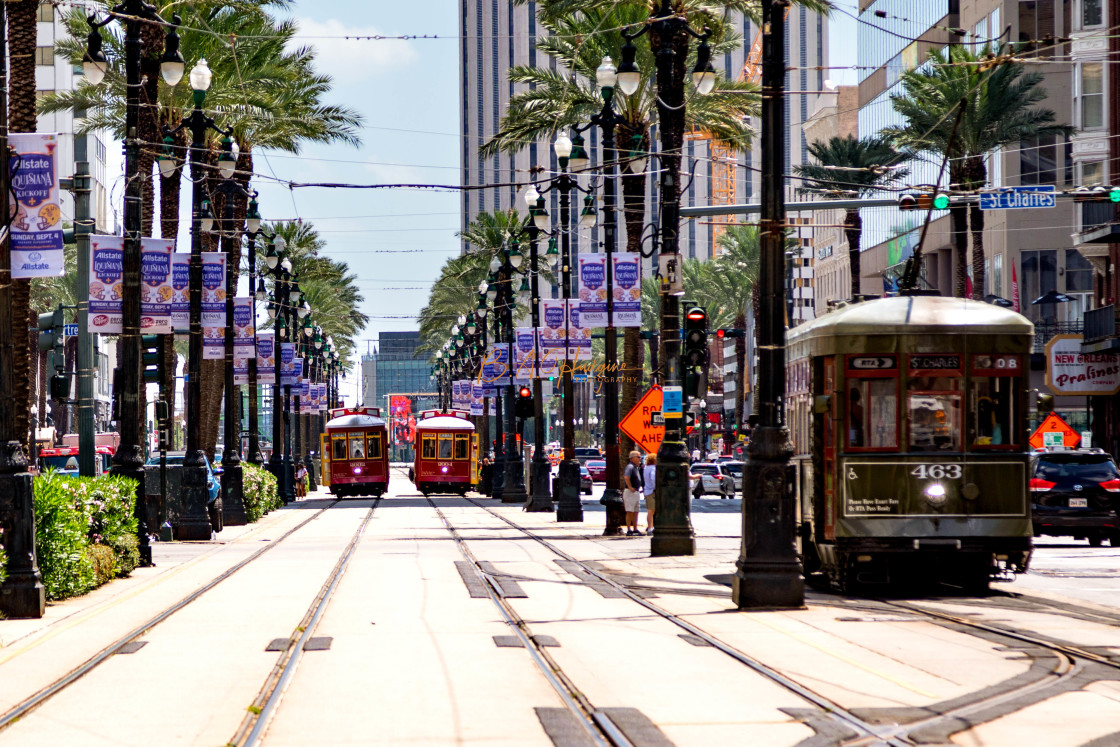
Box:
[716,328,745,339]
[518,386,531,399]
[686,307,708,323]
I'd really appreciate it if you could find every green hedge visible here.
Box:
[0,532,7,586]
[33,471,139,601]
[243,464,281,523]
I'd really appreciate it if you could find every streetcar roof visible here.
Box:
[789,295,1034,340]
[326,413,386,428]
[415,415,476,431]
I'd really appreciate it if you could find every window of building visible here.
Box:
[1021,249,1058,322]
[1020,135,1057,184]
[1066,249,1094,292]
[1081,160,1105,186]
[991,253,1003,298]
[1019,1,1056,56]
[37,2,53,22]
[35,46,54,66]
[1082,0,1103,27]
[1080,62,1104,129]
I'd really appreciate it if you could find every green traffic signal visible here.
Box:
[933,193,950,210]
[1110,187,1120,203]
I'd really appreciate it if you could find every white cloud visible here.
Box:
[291,17,419,86]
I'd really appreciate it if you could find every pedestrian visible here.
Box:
[642,453,656,535]
[622,450,643,536]
[690,448,700,464]
[480,456,493,496]
[295,460,308,498]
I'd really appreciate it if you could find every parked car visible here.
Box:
[585,459,607,482]
[579,465,593,495]
[689,462,733,498]
[574,447,602,465]
[1031,449,1120,546]
[145,451,223,532]
[721,461,744,493]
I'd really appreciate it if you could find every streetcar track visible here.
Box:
[425,497,625,747]
[231,499,380,747]
[0,499,342,733]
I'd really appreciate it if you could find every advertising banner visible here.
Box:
[139,238,174,333]
[171,252,190,334]
[514,327,537,382]
[482,342,511,393]
[577,253,608,327]
[611,252,642,327]
[390,395,413,444]
[293,357,304,383]
[89,236,124,334]
[256,333,275,385]
[539,299,567,354]
[9,133,64,278]
[232,297,253,385]
[279,342,296,386]
[201,252,226,360]
[567,300,592,358]
[471,383,484,416]
[1045,335,1120,396]
[318,383,329,412]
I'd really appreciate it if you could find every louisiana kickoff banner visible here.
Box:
[514,327,537,382]
[481,342,511,394]
[539,299,567,355]
[567,300,592,358]
[279,342,296,385]
[89,236,124,333]
[577,254,608,327]
[471,382,484,416]
[611,252,642,327]
[232,297,253,385]
[256,333,275,385]
[9,133,64,278]
[201,252,226,360]
[141,238,174,333]
[171,252,190,334]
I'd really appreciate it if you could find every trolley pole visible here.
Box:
[732,0,804,608]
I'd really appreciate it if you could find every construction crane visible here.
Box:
[685,10,786,253]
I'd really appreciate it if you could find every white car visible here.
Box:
[721,461,743,493]
[690,463,733,498]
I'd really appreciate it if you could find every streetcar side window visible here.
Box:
[332,435,347,461]
[349,433,366,460]
[454,434,469,459]
[971,378,1018,447]
[847,378,898,449]
[422,435,437,459]
[438,434,453,459]
[907,379,961,452]
[366,433,382,459]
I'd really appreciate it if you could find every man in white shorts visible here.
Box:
[622,450,643,536]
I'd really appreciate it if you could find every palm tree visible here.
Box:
[793,136,910,299]
[715,224,760,432]
[882,45,1071,298]
[483,4,759,461]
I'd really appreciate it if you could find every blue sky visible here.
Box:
[186,2,856,403]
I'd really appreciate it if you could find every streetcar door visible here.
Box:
[321,434,331,486]
[821,357,835,540]
[471,434,479,486]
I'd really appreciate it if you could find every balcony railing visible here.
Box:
[1082,201,1116,232]
[1033,321,1084,354]
[1084,305,1116,342]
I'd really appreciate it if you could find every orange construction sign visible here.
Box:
[619,386,694,454]
[1029,412,1082,450]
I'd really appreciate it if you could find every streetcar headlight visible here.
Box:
[441,466,449,474]
[925,483,947,506]
[353,467,362,475]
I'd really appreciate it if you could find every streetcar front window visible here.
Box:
[438,435,453,459]
[349,433,366,460]
[332,436,347,461]
[422,435,436,459]
[453,434,469,459]
[908,382,962,452]
[847,378,897,449]
[367,433,382,459]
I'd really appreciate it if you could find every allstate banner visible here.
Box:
[539,299,567,355]
[318,383,329,412]
[482,342,511,394]
[456,379,472,409]
[140,238,174,333]
[612,252,642,327]
[171,253,190,333]
[256,333,275,385]
[279,342,296,385]
[88,236,124,334]
[471,383,483,416]
[201,252,226,360]
[233,297,253,385]
[567,300,592,358]
[293,357,304,384]
[9,133,64,278]
[577,254,608,327]
[514,327,537,382]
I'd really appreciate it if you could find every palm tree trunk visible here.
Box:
[844,208,862,298]
[950,204,969,298]
[8,0,38,455]
[967,157,988,300]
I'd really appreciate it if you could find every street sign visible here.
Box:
[650,411,664,427]
[979,185,1056,211]
[619,386,694,454]
[63,323,78,337]
[573,373,588,383]
[1029,412,1082,450]
[662,385,683,417]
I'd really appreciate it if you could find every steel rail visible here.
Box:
[0,499,341,732]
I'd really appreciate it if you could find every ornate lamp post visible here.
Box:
[246,201,266,465]
[522,222,558,512]
[264,237,296,502]
[86,3,187,559]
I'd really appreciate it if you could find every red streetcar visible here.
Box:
[321,407,390,498]
[410,409,478,496]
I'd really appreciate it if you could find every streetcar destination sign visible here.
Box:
[979,185,1056,210]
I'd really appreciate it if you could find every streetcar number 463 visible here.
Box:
[911,464,962,479]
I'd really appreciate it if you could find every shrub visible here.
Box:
[243,464,280,522]
[33,471,139,600]
[0,529,7,586]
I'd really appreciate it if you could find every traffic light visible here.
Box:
[716,328,745,339]
[898,192,950,211]
[515,385,534,419]
[683,305,708,400]
[142,334,161,384]
[1071,186,1120,202]
[38,305,69,400]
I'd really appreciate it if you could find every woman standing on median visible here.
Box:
[643,453,656,535]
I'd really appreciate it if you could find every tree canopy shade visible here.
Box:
[793,135,910,298]
[881,46,1071,298]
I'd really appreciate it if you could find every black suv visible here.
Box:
[1030,449,1120,547]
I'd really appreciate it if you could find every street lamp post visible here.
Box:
[264,238,295,502]
[620,0,717,556]
[733,0,804,608]
[246,203,265,465]
[487,278,506,500]
[160,58,229,541]
[87,3,186,561]
[495,243,528,504]
[524,226,555,512]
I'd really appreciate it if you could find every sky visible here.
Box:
[143,1,857,405]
